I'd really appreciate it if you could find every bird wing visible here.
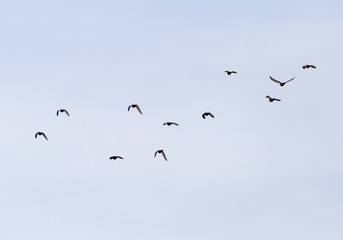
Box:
[56,110,60,116]
[172,122,179,126]
[128,105,132,112]
[118,156,123,159]
[154,151,158,158]
[274,98,281,101]
[64,110,70,116]
[109,156,115,160]
[269,76,281,84]
[310,65,316,68]
[35,133,38,138]
[202,113,206,119]
[231,71,237,74]
[285,77,295,83]
[162,151,168,161]
[135,105,143,114]
[163,122,167,125]
[42,133,48,140]
[209,113,214,118]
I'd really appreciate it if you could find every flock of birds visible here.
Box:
[35,64,316,161]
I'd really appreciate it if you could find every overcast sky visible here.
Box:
[1,0,343,239]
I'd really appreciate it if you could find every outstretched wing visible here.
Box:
[64,110,70,116]
[162,151,167,161]
[269,76,281,84]
[202,113,206,119]
[274,98,281,101]
[209,113,214,118]
[285,77,295,83]
[135,105,143,114]
[154,151,158,158]
[309,65,316,69]
[42,133,48,140]
[231,71,237,74]
[35,133,38,138]
[56,110,60,116]
[117,156,123,159]
[172,122,179,126]
[128,105,132,112]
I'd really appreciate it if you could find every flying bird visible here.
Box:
[302,64,316,69]
[163,122,179,126]
[266,96,281,102]
[224,71,237,75]
[202,112,214,119]
[128,104,143,114]
[57,109,70,116]
[35,132,48,140]
[154,150,167,161]
[109,156,124,160]
[269,76,295,86]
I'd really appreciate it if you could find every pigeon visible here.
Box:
[202,112,214,119]
[302,65,316,69]
[154,150,167,161]
[128,104,143,114]
[57,109,70,116]
[35,132,48,140]
[163,122,179,126]
[266,96,281,102]
[224,71,237,75]
[109,156,124,160]
[269,76,295,86]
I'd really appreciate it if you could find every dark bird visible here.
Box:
[302,64,316,69]
[35,132,48,140]
[154,150,167,161]
[266,96,281,102]
[57,109,70,116]
[163,122,179,126]
[224,71,237,75]
[128,104,143,114]
[269,76,295,86]
[202,112,214,119]
[109,156,124,160]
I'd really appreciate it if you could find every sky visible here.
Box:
[1,0,343,239]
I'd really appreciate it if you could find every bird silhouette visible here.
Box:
[266,96,281,102]
[269,76,295,86]
[163,122,179,126]
[109,156,124,160]
[57,109,70,116]
[224,71,237,75]
[128,104,143,114]
[154,150,167,161]
[202,112,214,119]
[35,132,48,140]
[302,65,316,69]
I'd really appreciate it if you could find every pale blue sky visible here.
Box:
[1,0,343,239]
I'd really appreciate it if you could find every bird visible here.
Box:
[266,96,281,102]
[269,76,295,86]
[57,109,70,116]
[109,156,124,160]
[128,104,143,114]
[224,71,237,75]
[154,150,167,161]
[163,122,179,126]
[35,132,48,140]
[302,64,316,69]
[202,112,214,119]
